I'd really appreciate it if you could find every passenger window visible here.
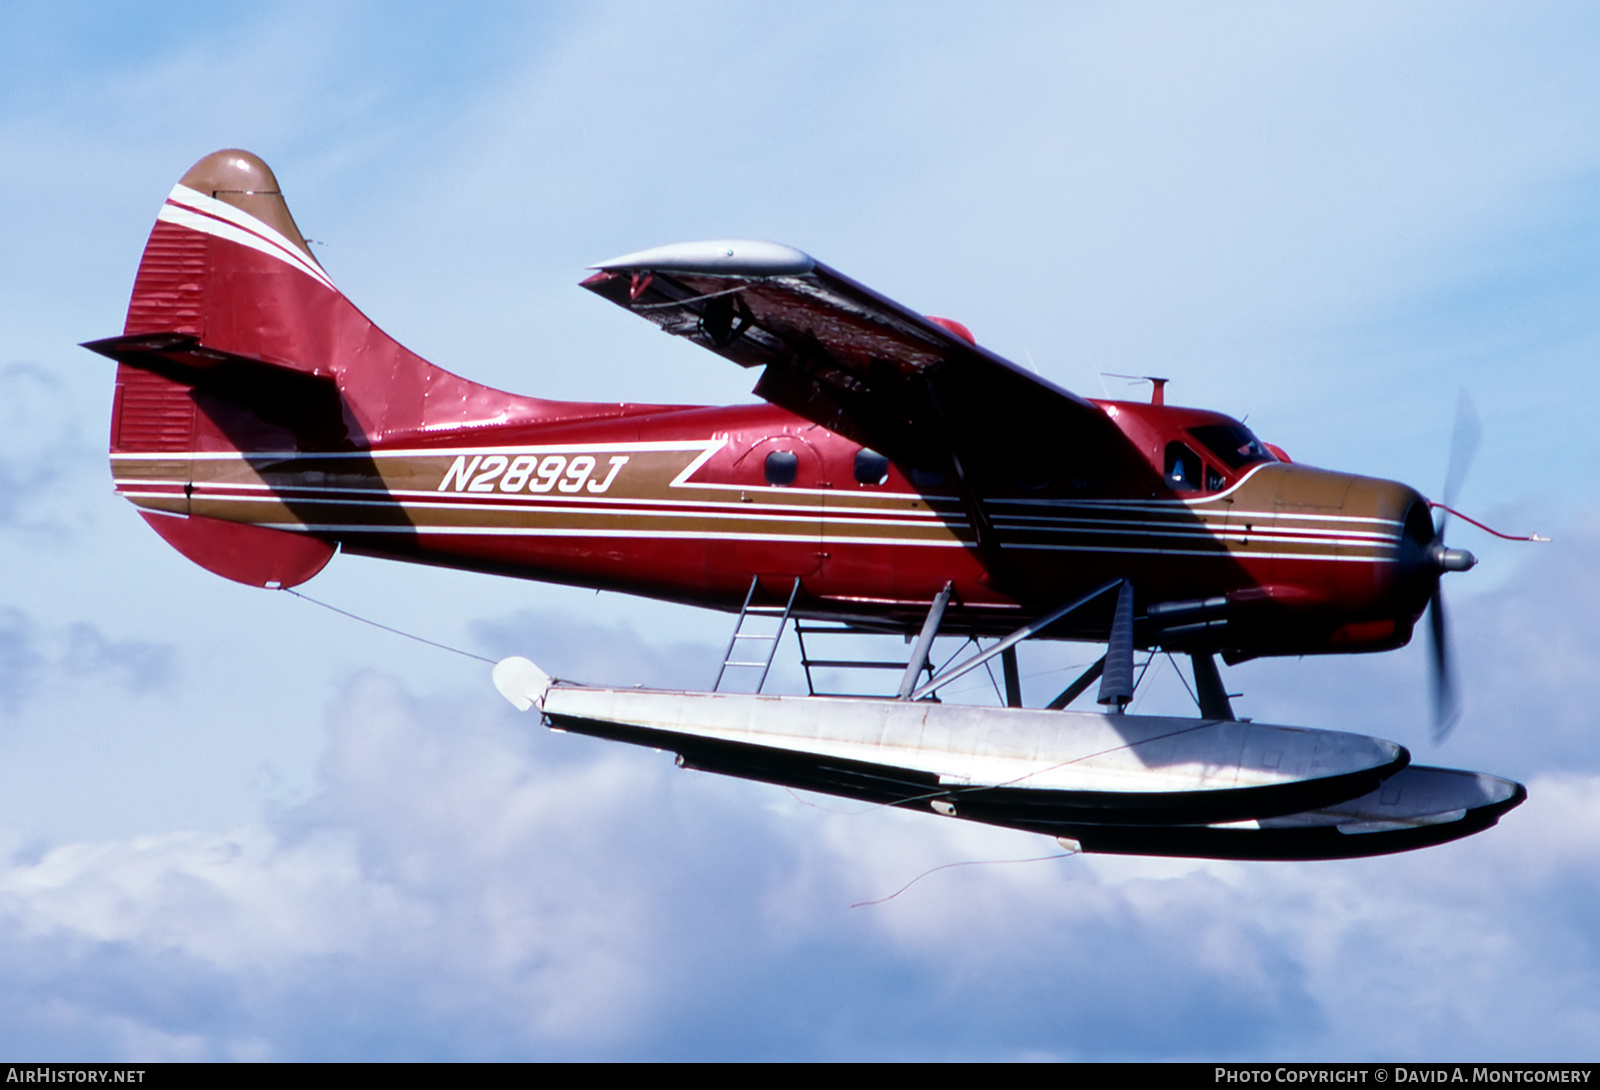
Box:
[854,448,889,486]
[910,466,946,489]
[1165,443,1202,493]
[764,450,799,486]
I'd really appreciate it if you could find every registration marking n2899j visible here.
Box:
[437,454,630,495]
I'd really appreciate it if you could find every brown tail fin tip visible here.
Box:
[178,149,318,265]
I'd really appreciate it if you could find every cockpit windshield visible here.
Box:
[1188,423,1275,471]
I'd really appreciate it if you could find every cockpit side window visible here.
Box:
[1189,424,1275,471]
[1165,442,1203,493]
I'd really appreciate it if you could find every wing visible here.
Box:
[581,241,1157,566]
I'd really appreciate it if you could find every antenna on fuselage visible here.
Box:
[1102,373,1170,406]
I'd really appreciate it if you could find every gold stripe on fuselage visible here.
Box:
[109,448,1400,563]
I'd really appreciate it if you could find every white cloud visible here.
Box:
[0,648,1589,1060]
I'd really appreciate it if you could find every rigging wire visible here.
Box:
[1125,651,1158,714]
[276,588,1204,863]
[852,852,1078,907]
[280,587,494,665]
[1165,651,1202,714]
[786,787,878,814]
[980,649,1005,704]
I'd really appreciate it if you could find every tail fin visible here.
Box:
[92,149,526,441]
[84,150,536,588]
[121,149,325,346]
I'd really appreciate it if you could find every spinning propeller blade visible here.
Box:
[1427,586,1458,742]
[1427,390,1480,743]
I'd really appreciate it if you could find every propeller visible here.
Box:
[1426,390,1481,742]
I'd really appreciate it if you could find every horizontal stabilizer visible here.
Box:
[85,332,331,383]
[88,334,353,454]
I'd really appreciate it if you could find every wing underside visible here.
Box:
[582,243,1160,566]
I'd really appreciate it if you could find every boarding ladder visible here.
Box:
[713,577,801,694]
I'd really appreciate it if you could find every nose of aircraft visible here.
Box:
[1388,496,1472,605]
[1395,491,1478,590]
[1391,486,1477,737]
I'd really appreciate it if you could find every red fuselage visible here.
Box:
[97,149,1438,661]
[110,361,1434,658]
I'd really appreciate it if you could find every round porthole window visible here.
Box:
[854,448,889,485]
[764,450,799,486]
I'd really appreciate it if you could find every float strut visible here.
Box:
[1098,581,1136,713]
[1048,655,1106,710]
[909,579,1121,702]
[1190,651,1236,720]
[1001,646,1022,708]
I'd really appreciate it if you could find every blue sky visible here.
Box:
[2,1,1599,1060]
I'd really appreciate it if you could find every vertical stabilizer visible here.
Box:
[87,150,672,589]
[87,150,533,587]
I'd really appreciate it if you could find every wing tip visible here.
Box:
[590,239,815,277]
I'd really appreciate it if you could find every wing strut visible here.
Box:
[896,581,953,699]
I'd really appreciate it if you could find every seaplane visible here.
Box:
[85,150,1529,861]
